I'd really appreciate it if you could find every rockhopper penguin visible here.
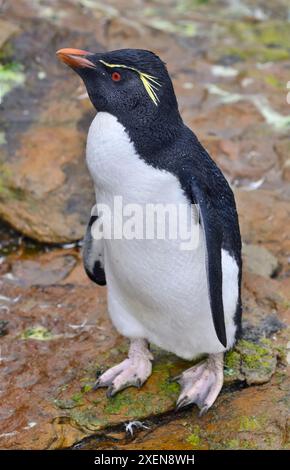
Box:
[56,48,242,413]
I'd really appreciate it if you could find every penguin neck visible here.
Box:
[115,100,184,158]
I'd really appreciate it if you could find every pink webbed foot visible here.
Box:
[175,353,224,415]
[94,338,153,397]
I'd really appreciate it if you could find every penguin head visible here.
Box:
[56,48,179,129]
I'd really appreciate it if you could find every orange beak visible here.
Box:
[56,48,96,69]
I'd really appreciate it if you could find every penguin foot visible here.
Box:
[94,338,153,397]
[175,352,224,414]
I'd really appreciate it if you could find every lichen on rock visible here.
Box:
[225,338,278,385]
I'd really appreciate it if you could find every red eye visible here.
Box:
[112,71,121,82]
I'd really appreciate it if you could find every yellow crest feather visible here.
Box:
[99,59,161,106]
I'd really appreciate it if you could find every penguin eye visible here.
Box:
[111,71,121,82]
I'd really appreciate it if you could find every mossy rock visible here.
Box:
[225,338,278,385]
[53,337,280,440]
[53,351,186,434]
[186,425,201,448]
[237,339,277,385]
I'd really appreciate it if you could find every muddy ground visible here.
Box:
[0,0,289,450]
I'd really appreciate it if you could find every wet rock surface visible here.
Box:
[0,239,289,449]
[0,0,289,450]
[243,244,279,278]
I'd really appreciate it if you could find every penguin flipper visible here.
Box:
[190,177,227,348]
[82,215,106,286]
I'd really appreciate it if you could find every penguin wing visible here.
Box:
[190,176,226,347]
[82,214,106,286]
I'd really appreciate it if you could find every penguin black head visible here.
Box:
[56,48,181,141]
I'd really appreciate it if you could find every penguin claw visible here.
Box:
[170,374,181,383]
[175,353,224,414]
[106,386,116,398]
[93,381,101,391]
[175,395,190,411]
[199,405,209,417]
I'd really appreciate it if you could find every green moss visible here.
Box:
[237,339,273,371]
[81,384,93,393]
[158,379,180,397]
[220,46,289,63]
[135,392,160,415]
[152,359,175,373]
[71,392,84,404]
[274,344,287,362]
[187,426,201,448]
[21,325,59,341]
[217,20,290,63]
[146,18,197,37]
[241,340,268,354]
[104,391,134,415]
[104,388,161,417]
[225,438,240,449]
[224,350,241,376]
[176,0,210,13]
[154,362,179,394]
[264,74,284,89]
[240,439,258,449]
[228,20,290,48]
[258,23,290,47]
[0,62,25,103]
[55,382,94,410]
[239,416,261,432]
[225,339,277,384]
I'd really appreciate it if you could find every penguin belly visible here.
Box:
[86,112,239,360]
[104,236,238,360]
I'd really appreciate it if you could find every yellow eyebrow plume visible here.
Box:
[99,59,161,106]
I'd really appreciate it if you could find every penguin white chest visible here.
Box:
[86,112,238,360]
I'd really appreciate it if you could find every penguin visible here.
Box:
[56,48,242,414]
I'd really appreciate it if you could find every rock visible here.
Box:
[7,252,77,287]
[0,19,19,49]
[0,252,287,449]
[243,243,279,278]
[238,339,277,385]
[0,11,96,243]
[74,378,290,450]
[225,338,278,385]
[236,189,290,259]
[0,221,23,256]
[242,314,286,341]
